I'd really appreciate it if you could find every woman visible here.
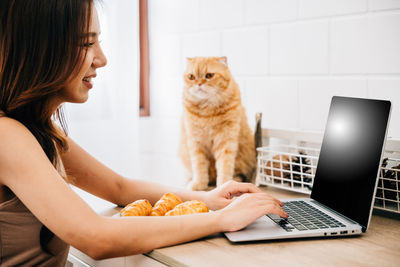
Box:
[0,0,288,265]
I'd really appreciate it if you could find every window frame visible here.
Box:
[139,0,150,117]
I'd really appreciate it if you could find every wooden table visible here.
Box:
[145,186,400,267]
[70,186,400,267]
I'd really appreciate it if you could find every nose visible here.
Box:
[198,79,206,86]
[93,45,107,68]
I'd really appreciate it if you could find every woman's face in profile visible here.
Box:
[59,7,107,104]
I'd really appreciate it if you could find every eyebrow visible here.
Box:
[85,32,101,37]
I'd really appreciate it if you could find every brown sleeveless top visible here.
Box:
[0,110,70,267]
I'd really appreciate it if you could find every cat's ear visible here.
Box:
[219,56,228,66]
[186,57,195,67]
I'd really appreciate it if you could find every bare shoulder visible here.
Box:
[0,117,46,184]
[0,116,39,149]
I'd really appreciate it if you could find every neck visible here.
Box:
[184,101,240,118]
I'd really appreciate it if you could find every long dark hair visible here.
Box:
[0,0,93,166]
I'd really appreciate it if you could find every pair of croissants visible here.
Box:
[120,193,209,217]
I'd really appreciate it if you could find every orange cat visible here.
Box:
[179,57,255,190]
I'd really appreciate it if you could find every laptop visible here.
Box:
[225,96,391,242]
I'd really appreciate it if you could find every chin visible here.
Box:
[78,95,89,103]
[70,94,89,104]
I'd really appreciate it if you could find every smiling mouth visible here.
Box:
[82,76,93,89]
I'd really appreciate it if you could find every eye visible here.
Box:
[187,74,195,80]
[83,42,95,48]
[205,73,214,79]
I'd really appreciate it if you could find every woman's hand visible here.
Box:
[202,180,261,210]
[202,181,288,232]
[216,192,288,232]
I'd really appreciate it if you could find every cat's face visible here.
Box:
[183,57,231,103]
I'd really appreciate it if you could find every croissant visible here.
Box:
[151,193,182,216]
[165,200,209,216]
[120,199,152,217]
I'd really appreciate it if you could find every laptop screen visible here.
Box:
[311,96,391,230]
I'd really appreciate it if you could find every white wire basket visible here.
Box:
[375,157,400,213]
[256,145,319,195]
[256,142,400,214]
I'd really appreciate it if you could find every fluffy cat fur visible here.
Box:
[179,56,255,190]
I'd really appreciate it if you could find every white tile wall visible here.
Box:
[68,119,140,178]
[182,31,221,58]
[150,32,182,77]
[244,0,298,25]
[137,154,187,186]
[68,0,400,186]
[137,117,181,155]
[368,0,400,11]
[222,27,269,76]
[331,12,400,74]
[150,0,201,33]
[298,79,368,131]
[270,20,329,74]
[150,77,184,119]
[198,0,244,29]
[245,78,299,129]
[299,0,367,18]
[143,0,400,184]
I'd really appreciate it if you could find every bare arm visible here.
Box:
[61,138,270,211]
[0,118,286,260]
[61,137,207,206]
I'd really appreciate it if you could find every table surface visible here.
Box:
[73,186,400,267]
[144,186,400,267]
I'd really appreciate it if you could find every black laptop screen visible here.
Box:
[311,96,391,229]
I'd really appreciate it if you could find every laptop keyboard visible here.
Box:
[266,200,346,232]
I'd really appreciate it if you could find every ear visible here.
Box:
[186,57,195,67]
[219,56,228,66]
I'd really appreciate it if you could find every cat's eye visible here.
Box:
[205,73,214,79]
[187,74,195,80]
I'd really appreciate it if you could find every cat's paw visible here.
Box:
[187,180,208,191]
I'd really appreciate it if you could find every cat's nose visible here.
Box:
[198,83,202,86]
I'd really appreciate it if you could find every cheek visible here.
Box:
[184,79,196,88]
[205,80,215,87]
[82,57,92,72]
[66,76,81,91]
[202,79,218,90]
[211,77,228,90]
[78,52,93,73]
